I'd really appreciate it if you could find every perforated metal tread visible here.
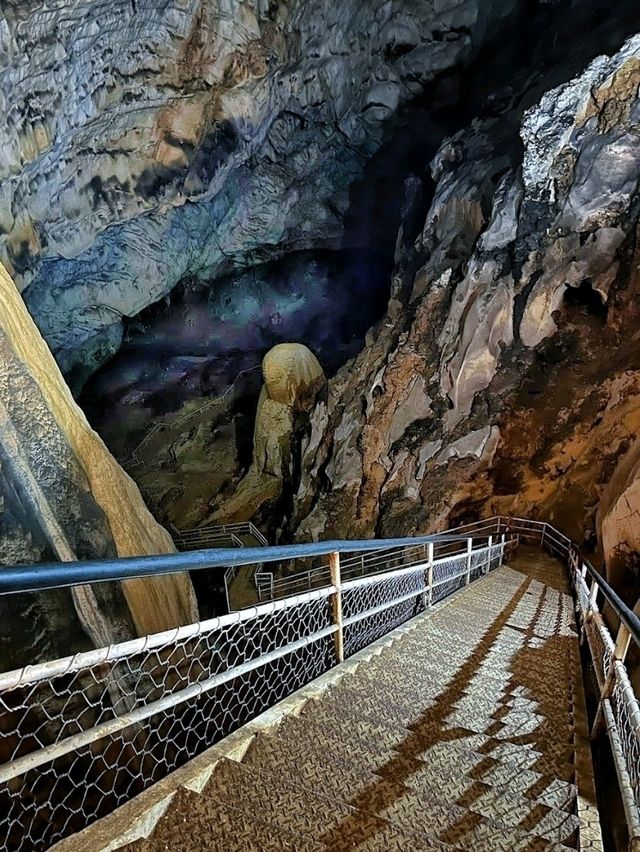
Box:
[122,556,601,851]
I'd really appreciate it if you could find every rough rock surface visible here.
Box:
[286,35,640,606]
[0,0,521,384]
[0,264,197,668]
[599,437,640,607]
[4,0,640,617]
[208,342,325,525]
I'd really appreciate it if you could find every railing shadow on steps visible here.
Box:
[0,516,638,850]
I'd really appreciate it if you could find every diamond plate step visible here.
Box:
[116,555,599,852]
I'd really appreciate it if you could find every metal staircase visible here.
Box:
[0,517,638,851]
[117,552,598,852]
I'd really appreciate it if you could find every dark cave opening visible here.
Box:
[563,279,609,321]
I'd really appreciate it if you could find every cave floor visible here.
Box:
[120,553,601,851]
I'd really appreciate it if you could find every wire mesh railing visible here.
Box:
[0,530,506,851]
[0,591,336,852]
[3,513,640,850]
[252,534,499,604]
[568,544,640,846]
[501,515,640,849]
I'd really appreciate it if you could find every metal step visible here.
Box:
[119,555,599,852]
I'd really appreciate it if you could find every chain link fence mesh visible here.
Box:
[0,537,509,851]
[572,559,640,834]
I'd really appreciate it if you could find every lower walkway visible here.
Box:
[123,553,602,851]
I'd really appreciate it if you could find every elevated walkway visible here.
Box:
[171,521,268,610]
[69,552,601,851]
[3,516,638,851]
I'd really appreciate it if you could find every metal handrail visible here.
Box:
[576,552,640,648]
[501,516,640,649]
[1,510,639,849]
[5,510,638,648]
[255,537,493,604]
[0,533,478,595]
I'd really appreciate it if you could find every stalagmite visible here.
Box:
[209,343,325,523]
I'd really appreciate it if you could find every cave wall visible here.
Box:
[1,0,524,387]
[2,0,640,613]
[0,263,197,667]
[287,34,640,605]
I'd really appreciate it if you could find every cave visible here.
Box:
[563,278,609,321]
[2,1,640,849]
[70,0,640,538]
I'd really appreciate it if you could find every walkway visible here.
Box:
[122,552,601,851]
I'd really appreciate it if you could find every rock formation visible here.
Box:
[3,0,640,629]
[287,33,640,608]
[208,343,325,525]
[0,264,197,667]
[0,0,525,388]
[599,439,640,608]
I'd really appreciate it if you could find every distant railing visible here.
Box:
[253,534,492,603]
[124,365,261,471]
[171,521,269,611]
[171,521,268,551]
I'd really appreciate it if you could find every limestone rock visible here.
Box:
[289,31,640,578]
[599,438,640,604]
[262,344,325,410]
[0,264,197,666]
[209,343,325,524]
[0,0,520,383]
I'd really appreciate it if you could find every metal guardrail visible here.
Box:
[0,525,507,851]
[489,515,640,850]
[124,365,261,471]
[0,532,486,594]
[253,535,493,604]
[1,514,640,850]
[170,521,269,551]
[170,521,269,612]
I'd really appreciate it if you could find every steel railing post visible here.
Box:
[540,523,546,551]
[485,535,493,574]
[329,551,344,664]
[224,571,232,613]
[591,621,632,739]
[427,542,434,608]
[586,579,600,626]
[466,538,472,585]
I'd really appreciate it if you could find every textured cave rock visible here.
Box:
[0,0,524,385]
[599,438,640,607]
[207,342,325,526]
[0,265,197,668]
[286,30,640,609]
[3,0,640,622]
